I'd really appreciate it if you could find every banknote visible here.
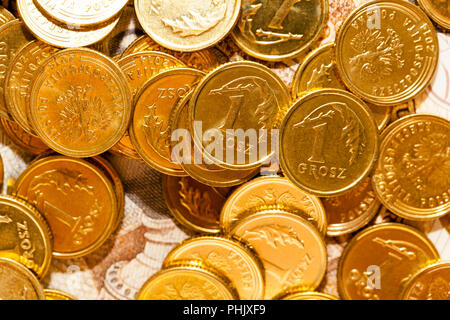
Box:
[0,0,448,300]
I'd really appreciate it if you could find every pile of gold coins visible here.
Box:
[0,0,448,300]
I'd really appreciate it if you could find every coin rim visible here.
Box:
[44,288,77,300]
[417,0,450,30]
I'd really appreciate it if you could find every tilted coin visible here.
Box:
[5,40,58,134]
[134,0,241,52]
[137,260,239,300]
[417,0,450,30]
[276,290,339,300]
[29,48,132,158]
[0,118,49,155]
[230,210,327,299]
[335,0,439,106]
[322,177,381,237]
[111,51,185,160]
[372,114,450,221]
[131,68,204,175]
[44,288,76,300]
[0,19,33,119]
[280,89,379,197]
[231,0,328,61]
[0,195,52,278]
[0,257,45,300]
[401,261,450,300]
[162,175,231,234]
[17,0,120,48]
[122,35,221,72]
[169,90,259,187]
[190,61,290,170]
[338,223,440,300]
[14,156,118,259]
[34,0,128,27]
[220,175,327,234]
[292,43,391,131]
[163,236,265,300]
[390,100,416,122]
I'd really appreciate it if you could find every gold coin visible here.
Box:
[220,175,327,234]
[86,156,124,231]
[13,156,118,259]
[111,51,186,160]
[441,214,450,234]
[0,257,45,300]
[122,35,221,72]
[322,177,381,237]
[5,40,58,134]
[338,223,440,300]
[391,100,416,122]
[190,61,290,170]
[0,195,52,278]
[276,290,339,300]
[134,0,241,52]
[163,236,264,300]
[44,288,76,300]
[169,90,259,187]
[372,114,450,221]
[30,48,132,158]
[418,0,450,30]
[0,118,49,155]
[0,19,33,119]
[162,175,230,234]
[17,0,120,48]
[292,43,391,131]
[0,5,14,25]
[137,260,239,300]
[280,89,379,197]
[34,0,128,27]
[230,210,327,299]
[401,261,450,300]
[335,0,439,106]
[131,68,204,175]
[231,0,328,61]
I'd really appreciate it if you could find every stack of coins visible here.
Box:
[0,0,448,300]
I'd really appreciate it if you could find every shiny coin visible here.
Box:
[190,61,290,170]
[276,290,339,300]
[418,0,450,30]
[0,257,45,300]
[163,236,264,300]
[335,0,439,106]
[34,0,128,27]
[372,114,450,221]
[0,19,33,119]
[230,210,327,299]
[220,175,327,234]
[169,90,259,187]
[14,156,118,259]
[5,40,58,134]
[134,0,241,52]
[338,223,440,300]
[44,288,76,300]
[122,35,221,72]
[17,0,120,48]
[0,118,49,155]
[0,5,14,25]
[292,43,391,131]
[280,89,378,197]
[441,214,450,234]
[109,133,142,160]
[0,195,52,278]
[29,48,131,158]
[131,68,204,175]
[322,177,381,237]
[137,260,239,300]
[162,175,230,234]
[391,100,416,122]
[232,0,328,61]
[401,261,450,300]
